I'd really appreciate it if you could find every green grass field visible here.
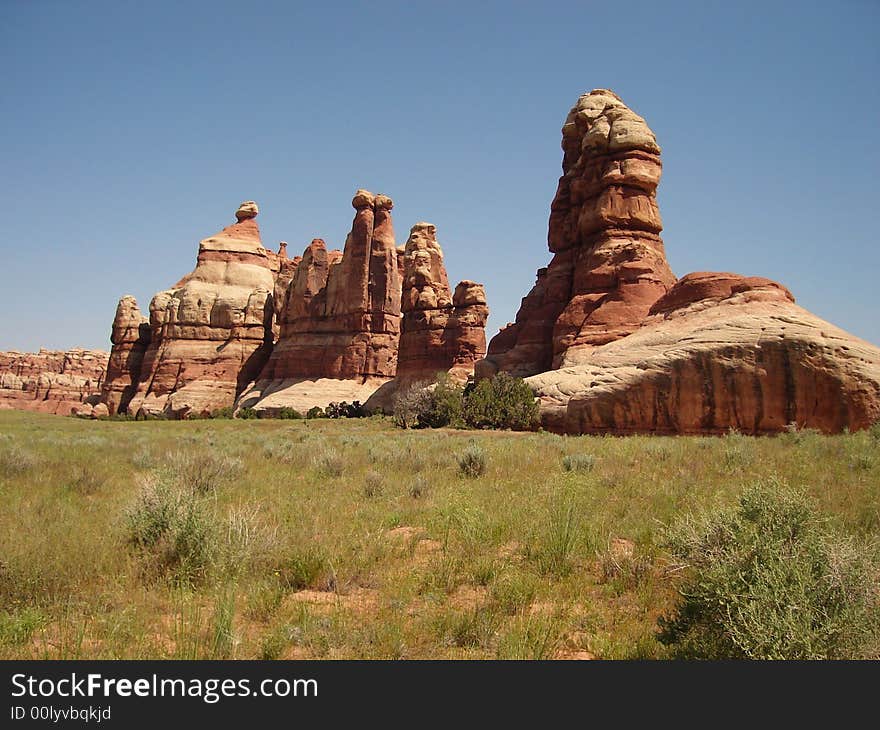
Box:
[0,410,877,659]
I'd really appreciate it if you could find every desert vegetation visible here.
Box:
[393,373,539,431]
[0,410,877,659]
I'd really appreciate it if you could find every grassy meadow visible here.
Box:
[0,410,877,659]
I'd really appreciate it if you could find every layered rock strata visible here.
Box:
[478,89,676,379]
[0,349,108,415]
[238,191,403,412]
[124,201,277,417]
[99,295,150,415]
[478,90,880,434]
[529,272,880,434]
[395,222,488,385]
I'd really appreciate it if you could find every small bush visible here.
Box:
[0,608,47,646]
[0,445,37,477]
[64,463,109,496]
[393,382,435,429]
[869,420,880,442]
[125,478,216,585]
[363,470,384,498]
[209,588,237,659]
[325,401,366,419]
[278,547,331,591]
[492,571,538,615]
[562,454,594,473]
[210,406,234,419]
[658,481,880,659]
[496,615,562,660]
[456,442,487,478]
[306,406,325,420]
[393,376,466,429]
[409,475,428,499]
[463,373,539,431]
[236,407,259,420]
[278,407,302,419]
[164,451,244,494]
[313,449,344,478]
[534,501,579,577]
[431,377,467,428]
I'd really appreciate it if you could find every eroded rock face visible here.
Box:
[238,191,403,412]
[125,202,276,417]
[479,90,880,434]
[529,273,880,434]
[478,89,676,379]
[100,295,151,415]
[0,349,108,415]
[396,222,488,385]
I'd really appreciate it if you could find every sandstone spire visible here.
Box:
[478,89,676,379]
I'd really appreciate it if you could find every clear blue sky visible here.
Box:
[2,0,878,352]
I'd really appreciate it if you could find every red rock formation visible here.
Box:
[271,247,301,339]
[126,201,276,417]
[530,272,880,434]
[484,90,880,434]
[99,295,150,415]
[395,222,488,385]
[239,191,402,412]
[0,349,108,415]
[478,89,676,379]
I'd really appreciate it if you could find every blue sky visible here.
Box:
[2,0,878,352]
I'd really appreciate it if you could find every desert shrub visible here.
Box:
[492,571,539,615]
[245,576,288,622]
[210,406,234,419]
[533,501,580,577]
[125,478,216,584]
[462,373,539,431]
[851,454,875,471]
[306,406,325,419]
[209,588,237,659]
[130,447,155,470]
[164,451,244,494]
[0,445,37,477]
[869,420,880,442]
[427,376,466,428]
[409,475,428,499]
[393,376,466,429]
[313,449,344,477]
[496,615,562,659]
[562,454,594,473]
[781,422,822,445]
[600,542,653,592]
[456,442,487,478]
[262,441,308,467]
[222,504,279,574]
[658,481,880,659]
[363,470,384,498]
[236,407,259,420]
[325,401,366,419]
[0,608,47,646]
[278,547,331,591]
[393,382,434,429]
[276,407,303,420]
[438,608,500,649]
[64,462,110,495]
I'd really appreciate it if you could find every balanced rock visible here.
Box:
[99,295,150,415]
[124,202,276,417]
[0,348,108,415]
[478,89,676,379]
[238,191,403,413]
[395,222,488,385]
